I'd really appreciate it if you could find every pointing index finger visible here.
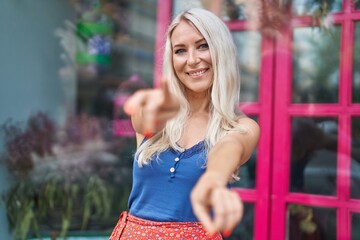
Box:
[160,77,171,102]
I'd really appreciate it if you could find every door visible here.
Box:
[271,1,360,240]
[156,0,360,239]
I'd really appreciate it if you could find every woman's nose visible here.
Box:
[187,50,200,66]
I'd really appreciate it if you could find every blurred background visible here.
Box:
[0,0,359,239]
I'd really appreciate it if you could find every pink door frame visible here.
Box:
[154,0,360,239]
[271,1,360,239]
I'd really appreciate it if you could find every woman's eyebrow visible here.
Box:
[173,38,206,48]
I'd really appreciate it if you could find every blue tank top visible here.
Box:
[128,140,207,222]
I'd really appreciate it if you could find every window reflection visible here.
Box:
[232,31,261,102]
[353,22,360,103]
[351,117,360,199]
[172,0,248,21]
[292,27,340,103]
[292,0,342,16]
[356,0,360,10]
[0,0,156,237]
[352,213,360,240]
[287,204,336,240]
[232,148,257,189]
[290,117,338,196]
[232,116,258,189]
[77,0,156,118]
[224,203,254,240]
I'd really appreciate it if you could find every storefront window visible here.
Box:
[232,31,261,102]
[292,0,343,16]
[0,0,157,239]
[224,203,254,240]
[287,204,336,240]
[356,0,360,10]
[351,117,360,199]
[290,117,338,196]
[232,116,258,189]
[292,26,340,103]
[353,22,360,103]
[352,213,360,240]
[172,0,248,21]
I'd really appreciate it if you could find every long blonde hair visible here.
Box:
[136,8,245,166]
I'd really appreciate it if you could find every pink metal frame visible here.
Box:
[271,1,360,240]
[115,0,360,239]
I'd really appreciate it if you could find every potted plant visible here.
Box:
[1,112,127,239]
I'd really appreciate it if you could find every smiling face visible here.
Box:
[171,20,213,96]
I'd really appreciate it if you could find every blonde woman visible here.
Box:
[110,8,260,240]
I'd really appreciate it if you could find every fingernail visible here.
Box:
[222,229,233,237]
[144,131,152,138]
[123,105,133,115]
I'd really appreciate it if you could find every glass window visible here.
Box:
[352,213,360,240]
[353,22,360,103]
[172,0,248,21]
[232,31,261,102]
[232,116,258,189]
[292,26,340,103]
[356,0,360,10]
[351,117,360,199]
[287,204,336,240]
[290,117,338,196]
[292,0,342,16]
[0,0,156,238]
[224,203,254,240]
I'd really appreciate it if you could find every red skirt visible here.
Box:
[109,211,223,240]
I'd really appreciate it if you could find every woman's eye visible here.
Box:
[174,49,185,54]
[199,43,209,49]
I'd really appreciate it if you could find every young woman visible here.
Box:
[110,8,260,240]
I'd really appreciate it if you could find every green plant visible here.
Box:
[1,112,120,239]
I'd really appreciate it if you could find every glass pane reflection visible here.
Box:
[357,0,360,10]
[292,0,342,16]
[232,31,261,102]
[290,117,338,196]
[232,116,258,189]
[224,203,254,240]
[353,22,360,103]
[352,213,360,240]
[292,26,340,103]
[172,0,248,21]
[288,204,336,240]
[351,117,360,199]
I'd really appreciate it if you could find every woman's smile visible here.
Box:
[187,68,209,78]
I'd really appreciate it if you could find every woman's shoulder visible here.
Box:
[235,115,260,135]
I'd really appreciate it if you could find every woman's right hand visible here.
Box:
[123,77,180,137]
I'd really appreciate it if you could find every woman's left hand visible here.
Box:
[190,171,243,237]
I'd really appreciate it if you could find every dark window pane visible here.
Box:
[351,117,360,199]
[353,22,360,103]
[352,213,360,240]
[232,31,261,102]
[224,203,254,240]
[290,117,338,196]
[232,148,257,189]
[356,0,360,10]
[292,0,342,16]
[232,116,258,189]
[288,204,336,240]
[292,26,340,103]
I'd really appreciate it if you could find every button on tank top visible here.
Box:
[128,140,207,222]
